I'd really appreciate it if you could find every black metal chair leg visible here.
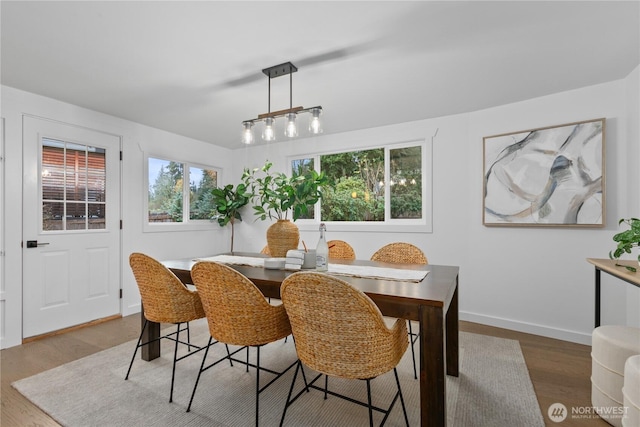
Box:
[279,361,302,427]
[408,321,417,380]
[187,336,214,412]
[366,379,374,427]
[226,344,234,367]
[246,346,250,372]
[324,375,328,400]
[125,319,148,380]
[186,322,193,351]
[394,368,409,427]
[169,323,181,402]
[255,346,260,427]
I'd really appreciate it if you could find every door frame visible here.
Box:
[21,114,123,338]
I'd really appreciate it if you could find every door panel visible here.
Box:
[41,250,70,307]
[23,116,121,338]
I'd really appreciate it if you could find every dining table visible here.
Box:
[154,252,460,427]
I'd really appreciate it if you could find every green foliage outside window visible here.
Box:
[297,144,423,222]
[148,159,218,223]
[320,148,385,221]
[149,160,183,222]
[190,168,218,220]
[390,146,422,219]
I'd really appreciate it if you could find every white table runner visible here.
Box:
[195,255,265,268]
[328,263,428,282]
[195,255,428,282]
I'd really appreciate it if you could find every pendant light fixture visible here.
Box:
[241,62,322,144]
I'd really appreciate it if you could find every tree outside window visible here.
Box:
[148,157,217,223]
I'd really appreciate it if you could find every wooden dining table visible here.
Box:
[154,253,459,427]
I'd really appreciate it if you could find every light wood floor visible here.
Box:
[1,315,608,427]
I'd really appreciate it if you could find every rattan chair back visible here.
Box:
[129,252,205,324]
[260,245,271,255]
[370,242,428,264]
[327,240,356,260]
[191,261,291,346]
[281,272,408,380]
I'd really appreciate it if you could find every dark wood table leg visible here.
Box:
[419,304,446,427]
[446,281,459,377]
[595,267,601,328]
[140,303,160,361]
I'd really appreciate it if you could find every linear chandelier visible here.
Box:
[242,61,322,144]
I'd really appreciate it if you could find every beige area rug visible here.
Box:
[13,319,544,426]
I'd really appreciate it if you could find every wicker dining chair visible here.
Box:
[260,245,271,255]
[187,261,294,426]
[370,242,427,380]
[370,242,428,264]
[327,239,356,260]
[280,272,409,427]
[126,252,208,403]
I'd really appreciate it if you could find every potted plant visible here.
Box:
[210,182,252,253]
[609,217,640,272]
[241,161,330,257]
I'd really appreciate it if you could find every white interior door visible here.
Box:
[23,116,121,338]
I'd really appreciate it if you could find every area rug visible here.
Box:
[13,319,544,426]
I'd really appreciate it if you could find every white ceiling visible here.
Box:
[2,1,639,149]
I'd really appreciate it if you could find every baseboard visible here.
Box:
[460,311,593,345]
[123,302,141,317]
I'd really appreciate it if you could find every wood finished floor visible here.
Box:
[1,316,608,427]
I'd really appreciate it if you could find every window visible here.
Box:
[291,158,315,219]
[42,138,106,231]
[291,140,430,232]
[147,156,219,227]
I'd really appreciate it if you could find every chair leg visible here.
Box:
[255,346,260,427]
[247,346,250,372]
[186,322,193,351]
[279,361,302,427]
[187,336,214,412]
[125,319,148,380]
[226,344,234,367]
[366,379,374,427]
[324,375,329,400]
[394,368,410,427]
[169,323,181,402]
[408,320,417,380]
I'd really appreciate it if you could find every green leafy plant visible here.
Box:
[210,183,252,253]
[609,217,640,272]
[241,161,331,221]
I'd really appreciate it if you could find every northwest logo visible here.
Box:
[548,403,568,422]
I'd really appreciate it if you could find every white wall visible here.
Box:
[0,86,234,348]
[232,70,640,345]
[625,65,640,326]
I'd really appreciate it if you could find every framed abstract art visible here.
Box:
[483,118,605,227]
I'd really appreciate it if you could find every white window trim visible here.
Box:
[291,138,433,234]
[143,152,222,233]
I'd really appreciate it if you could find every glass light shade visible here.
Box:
[284,113,298,138]
[262,117,276,141]
[309,107,323,134]
[241,122,254,145]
